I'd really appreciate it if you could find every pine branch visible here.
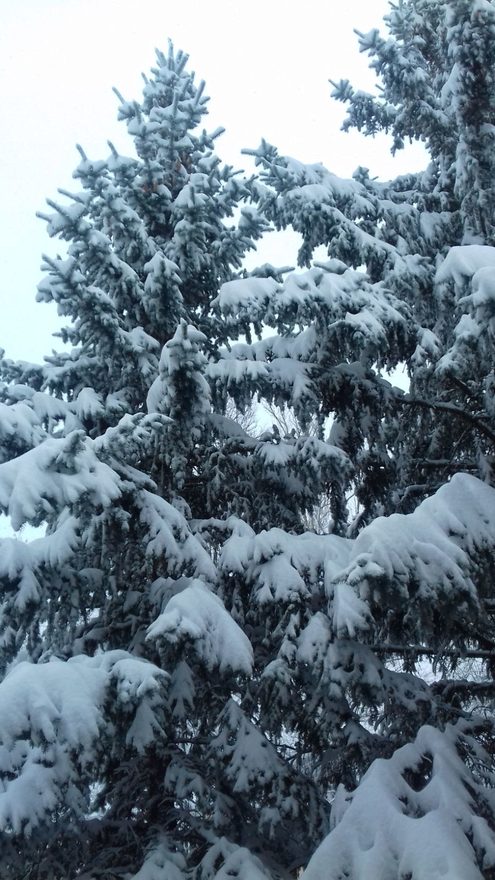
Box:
[432,679,495,699]
[400,395,495,445]
[415,459,478,470]
[374,643,495,661]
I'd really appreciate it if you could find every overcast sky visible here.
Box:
[0,0,426,362]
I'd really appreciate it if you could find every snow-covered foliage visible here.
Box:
[1,5,495,879]
[303,721,495,880]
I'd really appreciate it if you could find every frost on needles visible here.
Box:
[0,4,495,878]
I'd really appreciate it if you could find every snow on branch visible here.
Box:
[221,473,495,646]
[147,578,253,674]
[0,652,167,834]
[329,473,495,642]
[0,433,122,530]
[302,722,495,880]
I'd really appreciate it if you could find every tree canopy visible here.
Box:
[1,3,495,879]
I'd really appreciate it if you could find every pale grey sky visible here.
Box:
[0,0,426,362]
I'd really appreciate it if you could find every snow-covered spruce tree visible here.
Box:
[207,1,495,878]
[2,7,495,880]
[0,46,336,879]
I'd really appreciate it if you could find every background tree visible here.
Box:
[212,0,495,876]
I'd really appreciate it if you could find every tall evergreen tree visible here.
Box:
[214,0,495,876]
[0,44,302,879]
[1,5,495,880]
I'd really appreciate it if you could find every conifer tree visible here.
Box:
[213,0,495,876]
[0,45,301,879]
[1,4,495,880]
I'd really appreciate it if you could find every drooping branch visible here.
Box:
[431,679,495,700]
[400,395,495,446]
[374,643,495,662]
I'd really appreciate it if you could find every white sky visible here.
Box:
[0,0,426,362]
